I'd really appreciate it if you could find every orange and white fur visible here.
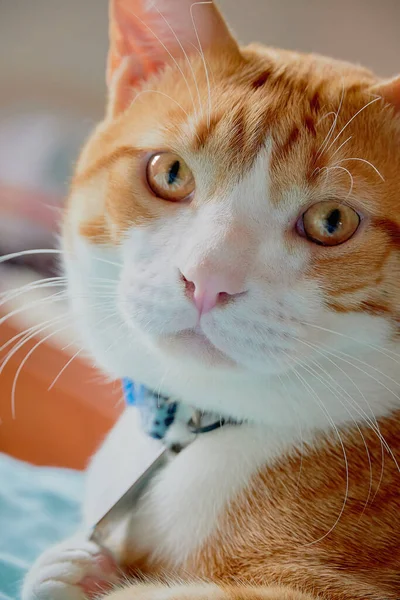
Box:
[22,1,400,599]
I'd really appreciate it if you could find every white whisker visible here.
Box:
[281,353,350,545]
[48,347,84,390]
[299,359,374,514]
[48,305,121,390]
[320,165,354,199]
[131,89,193,123]
[190,2,213,128]
[318,342,400,396]
[315,81,345,159]
[329,135,352,160]
[0,290,68,327]
[0,316,70,379]
[0,279,67,308]
[0,299,115,376]
[126,5,199,119]
[152,3,202,118]
[0,248,123,269]
[297,337,396,435]
[299,338,399,478]
[325,97,380,154]
[0,275,67,299]
[316,111,336,127]
[335,157,385,181]
[278,370,305,493]
[0,314,68,354]
[10,322,75,418]
[299,321,400,362]
[0,248,62,265]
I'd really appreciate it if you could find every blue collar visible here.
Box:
[122,378,233,442]
[122,378,178,440]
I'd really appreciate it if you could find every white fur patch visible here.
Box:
[84,406,305,565]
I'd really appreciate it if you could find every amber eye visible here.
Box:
[146,153,195,201]
[300,200,360,246]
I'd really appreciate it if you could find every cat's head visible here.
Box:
[64,0,400,426]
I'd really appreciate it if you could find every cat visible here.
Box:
[21,0,400,599]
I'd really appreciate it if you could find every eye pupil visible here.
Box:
[325,208,341,234]
[299,200,360,246]
[168,161,180,185]
[146,153,195,201]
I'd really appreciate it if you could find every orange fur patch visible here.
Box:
[187,413,400,599]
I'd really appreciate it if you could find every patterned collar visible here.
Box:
[122,378,234,443]
[88,380,237,546]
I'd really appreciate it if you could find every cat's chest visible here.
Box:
[89,408,301,568]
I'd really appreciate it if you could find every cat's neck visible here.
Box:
[140,343,400,435]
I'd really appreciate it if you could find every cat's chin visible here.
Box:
[157,328,236,368]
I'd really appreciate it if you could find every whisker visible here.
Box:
[325,97,381,154]
[298,359,374,514]
[0,248,123,269]
[0,281,68,309]
[125,5,199,119]
[152,3,202,118]
[9,323,74,418]
[295,336,398,463]
[155,365,173,406]
[95,312,130,355]
[0,248,63,265]
[0,275,67,299]
[278,370,305,493]
[316,111,336,127]
[1,315,70,378]
[335,157,385,181]
[329,135,352,160]
[0,290,68,327]
[1,275,119,300]
[315,81,345,159]
[0,313,68,354]
[303,352,398,503]
[5,300,120,418]
[190,2,212,128]
[48,347,84,390]
[281,353,350,545]
[299,321,400,362]
[47,305,121,390]
[131,89,193,124]
[318,342,400,396]
[298,338,400,475]
[1,298,115,376]
[320,165,354,199]
[1,284,118,321]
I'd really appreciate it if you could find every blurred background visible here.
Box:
[0,0,400,469]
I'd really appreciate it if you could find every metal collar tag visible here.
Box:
[88,436,168,549]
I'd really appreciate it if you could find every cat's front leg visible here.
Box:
[21,534,120,600]
[103,583,315,600]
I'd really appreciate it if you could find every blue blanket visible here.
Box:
[0,453,84,600]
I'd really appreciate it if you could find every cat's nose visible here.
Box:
[180,269,246,315]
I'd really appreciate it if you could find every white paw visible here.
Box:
[21,538,119,600]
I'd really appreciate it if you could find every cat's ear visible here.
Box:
[370,76,400,112]
[107,0,239,116]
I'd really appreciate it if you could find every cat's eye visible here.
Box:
[300,200,360,246]
[146,153,195,201]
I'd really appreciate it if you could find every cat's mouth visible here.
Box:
[158,327,235,366]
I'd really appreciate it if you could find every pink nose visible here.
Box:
[181,270,246,315]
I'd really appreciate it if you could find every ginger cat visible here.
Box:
[22,1,400,599]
